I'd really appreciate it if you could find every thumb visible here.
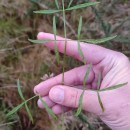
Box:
[49,85,103,115]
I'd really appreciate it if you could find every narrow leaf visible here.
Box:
[78,41,85,64]
[97,92,104,112]
[75,91,85,116]
[66,2,99,11]
[55,0,59,9]
[68,0,74,8]
[25,103,33,123]
[6,102,25,118]
[83,64,92,86]
[28,39,52,44]
[17,79,25,101]
[97,72,101,90]
[99,82,128,92]
[53,16,60,65]
[6,95,37,118]
[75,64,92,116]
[34,10,61,14]
[78,16,82,39]
[39,96,57,119]
[81,35,117,44]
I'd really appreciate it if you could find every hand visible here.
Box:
[34,32,130,130]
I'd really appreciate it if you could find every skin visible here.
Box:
[34,32,130,130]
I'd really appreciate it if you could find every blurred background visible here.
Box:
[0,0,130,130]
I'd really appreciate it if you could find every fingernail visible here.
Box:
[50,87,64,103]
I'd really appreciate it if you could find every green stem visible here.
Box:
[62,0,67,85]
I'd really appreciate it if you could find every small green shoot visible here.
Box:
[75,64,92,116]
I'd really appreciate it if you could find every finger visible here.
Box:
[34,65,94,96]
[52,105,71,114]
[49,85,104,115]
[37,32,111,64]
[38,96,56,109]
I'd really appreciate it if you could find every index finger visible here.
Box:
[37,32,111,64]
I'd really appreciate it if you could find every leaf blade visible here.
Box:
[99,82,128,92]
[55,0,59,9]
[25,103,33,123]
[66,2,99,11]
[78,16,82,39]
[81,35,117,44]
[6,102,25,118]
[97,92,104,112]
[17,79,25,101]
[68,0,74,8]
[34,10,61,14]
[75,64,92,116]
[28,39,52,44]
[39,96,57,120]
[53,16,60,65]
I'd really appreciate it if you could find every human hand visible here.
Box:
[34,32,130,130]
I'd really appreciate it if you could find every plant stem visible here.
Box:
[62,0,67,85]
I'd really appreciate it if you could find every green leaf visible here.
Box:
[25,103,33,123]
[81,35,117,44]
[6,102,25,118]
[97,92,104,112]
[75,64,92,116]
[34,10,61,14]
[39,96,57,120]
[75,91,85,116]
[78,16,82,39]
[68,0,74,8]
[83,64,92,86]
[6,95,38,118]
[66,2,99,11]
[17,79,25,101]
[53,16,60,65]
[97,72,101,90]
[55,0,59,9]
[77,40,85,64]
[99,82,128,92]
[28,39,52,44]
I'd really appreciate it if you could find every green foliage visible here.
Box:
[34,10,61,14]
[53,16,60,65]
[97,92,104,112]
[55,0,60,9]
[68,0,74,8]
[66,2,100,11]
[75,64,92,116]
[81,35,117,44]
[39,96,57,120]
[98,82,128,92]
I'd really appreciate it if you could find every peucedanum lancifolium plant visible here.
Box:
[6,0,127,126]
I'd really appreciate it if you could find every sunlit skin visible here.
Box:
[34,32,130,130]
